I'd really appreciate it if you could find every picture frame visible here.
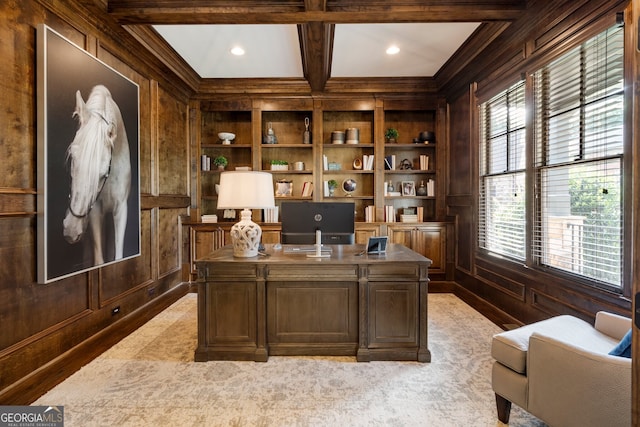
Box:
[37,25,141,283]
[367,236,388,254]
[275,179,293,197]
[402,181,416,196]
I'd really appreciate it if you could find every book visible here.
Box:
[301,181,313,197]
[263,207,279,223]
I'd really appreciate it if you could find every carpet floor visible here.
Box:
[35,293,546,426]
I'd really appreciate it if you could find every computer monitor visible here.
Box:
[281,201,355,244]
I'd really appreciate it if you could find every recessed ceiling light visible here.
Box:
[386,45,400,55]
[230,46,245,56]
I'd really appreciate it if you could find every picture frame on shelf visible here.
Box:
[275,179,293,197]
[402,181,416,196]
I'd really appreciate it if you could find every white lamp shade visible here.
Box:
[217,171,275,209]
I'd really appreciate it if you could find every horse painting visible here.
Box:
[62,85,131,265]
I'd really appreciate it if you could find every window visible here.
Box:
[533,25,624,288]
[478,24,625,291]
[478,81,526,260]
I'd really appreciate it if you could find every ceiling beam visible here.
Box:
[108,0,526,25]
[299,22,333,92]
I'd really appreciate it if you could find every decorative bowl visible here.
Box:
[218,132,236,144]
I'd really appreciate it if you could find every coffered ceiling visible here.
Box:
[108,0,527,92]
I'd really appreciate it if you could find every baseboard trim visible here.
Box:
[0,283,190,405]
[452,284,524,330]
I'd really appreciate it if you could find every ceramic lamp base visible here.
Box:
[230,209,262,257]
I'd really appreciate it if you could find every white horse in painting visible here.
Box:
[62,85,131,265]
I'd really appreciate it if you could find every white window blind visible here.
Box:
[479,81,526,260]
[533,25,624,288]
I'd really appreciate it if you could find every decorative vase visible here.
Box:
[417,181,427,196]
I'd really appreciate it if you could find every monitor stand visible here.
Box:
[307,230,330,258]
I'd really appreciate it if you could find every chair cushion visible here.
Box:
[608,328,632,358]
[491,315,618,374]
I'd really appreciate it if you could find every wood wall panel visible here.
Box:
[158,88,189,195]
[447,90,472,196]
[0,216,88,350]
[158,207,186,277]
[0,4,39,190]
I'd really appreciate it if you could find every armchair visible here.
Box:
[491,311,631,426]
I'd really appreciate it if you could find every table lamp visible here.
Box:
[216,171,275,257]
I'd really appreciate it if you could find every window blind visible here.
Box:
[479,81,526,260]
[533,25,624,288]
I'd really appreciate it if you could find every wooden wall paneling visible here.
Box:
[446,86,474,274]
[1,3,43,191]
[158,207,186,278]
[157,87,189,195]
[189,101,201,219]
[0,217,91,348]
[447,90,472,196]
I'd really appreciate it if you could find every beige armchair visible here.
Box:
[491,311,631,426]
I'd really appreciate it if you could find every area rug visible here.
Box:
[34,293,545,426]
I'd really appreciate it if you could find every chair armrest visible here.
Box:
[595,311,631,340]
[527,332,631,427]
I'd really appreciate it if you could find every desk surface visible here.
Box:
[196,243,432,266]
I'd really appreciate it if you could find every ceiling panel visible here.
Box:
[331,23,481,78]
[154,24,304,78]
[153,22,481,80]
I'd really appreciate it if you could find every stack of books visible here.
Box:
[301,182,313,197]
[426,179,435,196]
[362,155,375,170]
[364,205,376,222]
[384,155,396,170]
[263,207,279,223]
[384,205,396,222]
[419,155,429,170]
[201,214,218,223]
[400,214,418,223]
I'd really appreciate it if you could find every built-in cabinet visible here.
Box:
[186,95,452,282]
[194,97,444,222]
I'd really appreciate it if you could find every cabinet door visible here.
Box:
[192,228,225,263]
[368,282,418,348]
[355,224,380,244]
[205,281,257,345]
[411,226,445,273]
[387,224,445,273]
[261,229,281,244]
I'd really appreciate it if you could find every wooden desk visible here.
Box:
[194,244,431,362]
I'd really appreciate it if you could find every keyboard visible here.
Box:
[283,245,332,254]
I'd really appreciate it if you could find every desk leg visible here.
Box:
[255,266,268,362]
[356,269,371,362]
[418,273,431,363]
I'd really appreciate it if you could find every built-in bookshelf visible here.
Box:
[195,98,441,224]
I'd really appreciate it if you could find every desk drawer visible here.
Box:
[200,264,258,280]
[367,264,420,281]
[267,265,358,281]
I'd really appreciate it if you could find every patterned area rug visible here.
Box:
[35,293,545,426]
